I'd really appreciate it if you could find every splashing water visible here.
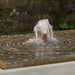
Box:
[24,19,58,45]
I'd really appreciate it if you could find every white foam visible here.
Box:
[24,19,58,45]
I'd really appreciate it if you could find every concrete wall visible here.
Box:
[0,61,75,75]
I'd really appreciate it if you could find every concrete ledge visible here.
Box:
[0,61,75,75]
[0,69,3,71]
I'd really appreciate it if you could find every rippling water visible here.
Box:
[0,30,75,68]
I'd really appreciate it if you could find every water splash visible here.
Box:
[24,19,58,45]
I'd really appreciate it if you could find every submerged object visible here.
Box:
[41,33,47,42]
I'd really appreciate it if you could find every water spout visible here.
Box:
[25,19,58,44]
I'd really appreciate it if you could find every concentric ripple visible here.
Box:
[0,30,75,66]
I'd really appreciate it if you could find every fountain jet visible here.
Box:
[25,19,58,44]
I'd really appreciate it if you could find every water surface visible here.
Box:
[0,30,75,69]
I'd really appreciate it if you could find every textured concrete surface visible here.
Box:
[0,61,75,75]
[0,69,3,71]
